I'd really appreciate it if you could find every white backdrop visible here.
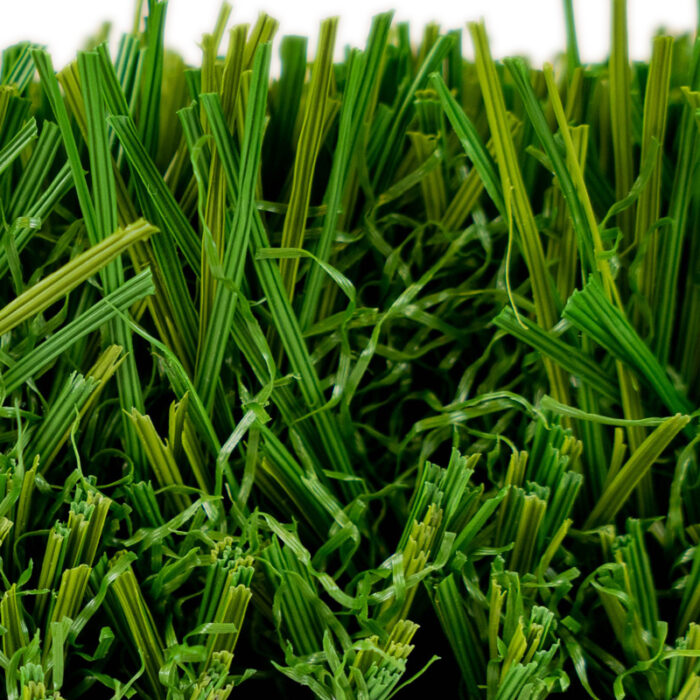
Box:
[0,0,696,72]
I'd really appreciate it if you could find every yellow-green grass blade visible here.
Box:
[584,414,690,528]
[2,268,154,393]
[468,23,569,406]
[0,219,155,337]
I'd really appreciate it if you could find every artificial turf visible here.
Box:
[0,1,699,697]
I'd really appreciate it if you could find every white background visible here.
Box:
[0,0,696,72]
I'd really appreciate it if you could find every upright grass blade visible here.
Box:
[468,23,569,406]
[430,72,505,216]
[128,408,192,514]
[79,50,147,469]
[1,585,28,658]
[653,49,700,364]
[279,18,337,299]
[199,75,360,499]
[32,49,99,241]
[539,60,653,509]
[197,21,246,343]
[109,552,165,697]
[505,58,597,277]
[562,0,581,75]
[8,119,61,220]
[26,346,122,472]
[107,114,200,275]
[609,0,635,243]
[1,42,41,92]
[194,43,271,413]
[432,574,485,696]
[299,12,393,331]
[371,34,454,192]
[634,36,673,318]
[95,44,198,369]
[108,110,200,365]
[137,0,166,160]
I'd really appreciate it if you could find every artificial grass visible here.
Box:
[0,0,699,697]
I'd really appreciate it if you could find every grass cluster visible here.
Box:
[0,0,699,697]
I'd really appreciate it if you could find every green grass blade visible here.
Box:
[32,49,99,243]
[8,120,61,220]
[468,23,569,407]
[563,276,693,417]
[493,307,619,402]
[0,117,36,176]
[634,36,674,316]
[372,34,454,192]
[583,413,690,528]
[3,268,154,393]
[505,58,597,275]
[79,49,147,469]
[199,67,360,499]
[430,72,505,215]
[107,114,200,274]
[653,54,700,364]
[299,12,393,330]
[609,0,636,243]
[279,18,337,299]
[195,43,271,412]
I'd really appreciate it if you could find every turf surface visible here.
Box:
[0,1,699,698]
